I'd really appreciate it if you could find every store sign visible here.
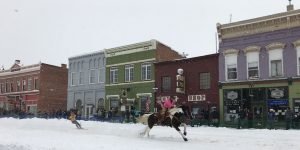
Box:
[270,88,284,99]
[267,99,288,106]
[176,69,185,94]
[227,91,238,100]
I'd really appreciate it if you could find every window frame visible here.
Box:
[125,64,134,82]
[141,63,151,81]
[71,72,76,86]
[224,53,238,81]
[110,67,118,84]
[89,69,96,84]
[98,68,105,83]
[268,48,283,78]
[200,72,211,89]
[270,59,283,77]
[161,76,171,92]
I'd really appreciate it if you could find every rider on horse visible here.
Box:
[157,96,176,123]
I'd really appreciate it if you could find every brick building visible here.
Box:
[154,54,219,117]
[0,60,68,116]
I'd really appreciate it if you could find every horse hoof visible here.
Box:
[184,132,187,136]
[184,138,188,141]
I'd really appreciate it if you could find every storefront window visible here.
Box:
[223,89,241,123]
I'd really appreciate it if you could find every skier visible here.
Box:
[69,111,82,129]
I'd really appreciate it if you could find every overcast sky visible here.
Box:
[0,0,298,69]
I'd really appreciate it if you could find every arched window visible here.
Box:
[89,59,92,69]
[98,58,101,68]
[93,59,97,68]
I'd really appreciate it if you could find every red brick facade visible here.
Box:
[154,54,219,114]
[0,61,67,115]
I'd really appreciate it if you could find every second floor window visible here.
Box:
[298,57,300,75]
[271,60,282,77]
[110,67,118,84]
[248,62,259,79]
[98,68,105,83]
[141,63,151,80]
[89,70,96,84]
[0,83,3,93]
[200,73,210,89]
[71,73,76,86]
[162,76,171,92]
[22,80,26,91]
[34,78,39,90]
[5,81,9,92]
[28,78,32,90]
[125,64,134,82]
[17,80,21,91]
[10,82,14,92]
[227,64,237,80]
[79,72,84,85]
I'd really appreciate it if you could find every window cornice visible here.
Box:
[223,49,239,55]
[243,46,261,53]
[265,42,285,51]
[293,39,300,48]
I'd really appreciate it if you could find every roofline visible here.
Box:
[219,9,300,29]
[154,53,219,65]
[69,50,105,60]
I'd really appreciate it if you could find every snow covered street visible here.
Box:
[0,118,299,150]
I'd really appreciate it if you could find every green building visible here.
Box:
[104,40,182,118]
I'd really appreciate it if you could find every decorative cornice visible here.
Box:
[265,42,285,51]
[217,9,300,40]
[223,49,239,55]
[243,46,261,53]
[293,39,300,48]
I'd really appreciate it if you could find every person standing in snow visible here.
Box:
[69,111,82,129]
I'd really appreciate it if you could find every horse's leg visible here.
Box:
[140,126,148,136]
[183,123,187,136]
[174,125,188,141]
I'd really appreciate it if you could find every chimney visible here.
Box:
[15,60,20,65]
[287,0,294,11]
[61,64,67,69]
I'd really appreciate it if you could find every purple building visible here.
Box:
[217,4,300,128]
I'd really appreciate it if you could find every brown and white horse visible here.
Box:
[139,105,191,141]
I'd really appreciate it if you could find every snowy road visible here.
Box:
[0,118,299,150]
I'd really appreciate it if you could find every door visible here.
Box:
[251,103,265,128]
